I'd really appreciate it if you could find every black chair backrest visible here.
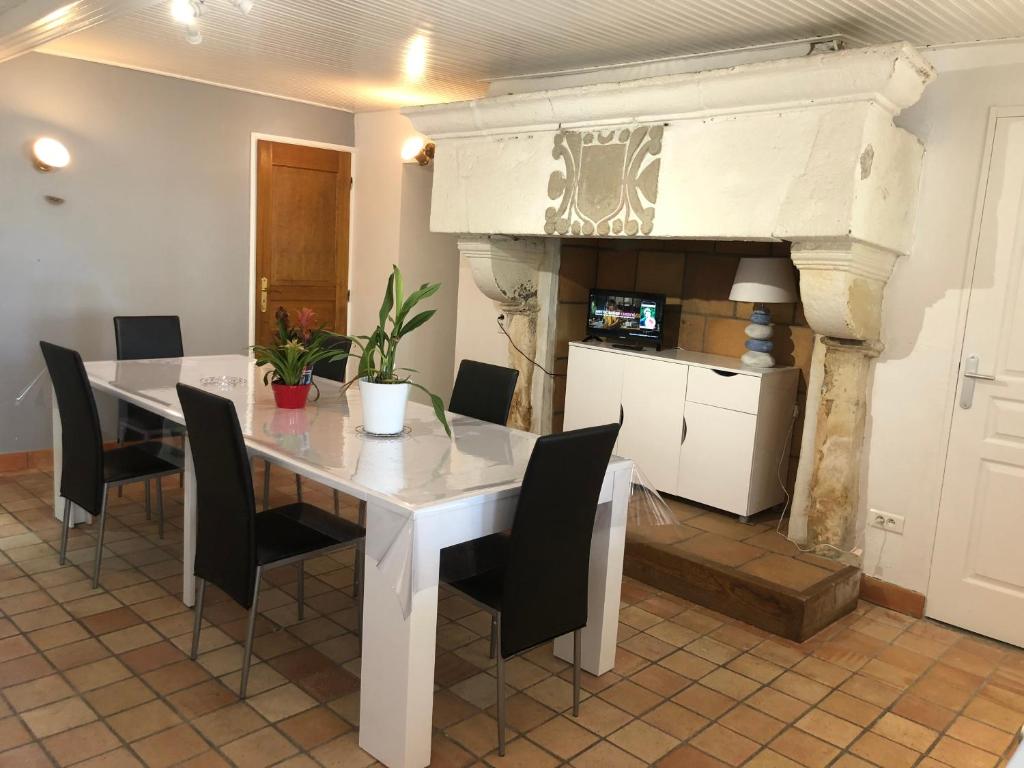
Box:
[500,423,620,657]
[113,316,184,360]
[311,333,352,382]
[176,384,258,608]
[449,360,520,426]
[40,342,105,516]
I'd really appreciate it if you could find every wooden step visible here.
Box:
[624,537,861,642]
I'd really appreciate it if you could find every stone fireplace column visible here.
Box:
[789,241,898,556]
[456,236,557,432]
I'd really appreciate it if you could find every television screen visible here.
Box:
[586,289,665,345]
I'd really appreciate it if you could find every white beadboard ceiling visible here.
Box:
[36,0,1024,112]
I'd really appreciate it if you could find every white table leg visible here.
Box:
[181,435,197,607]
[554,463,631,675]
[51,385,88,526]
[359,501,438,768]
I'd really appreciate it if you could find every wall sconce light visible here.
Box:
[400,137,435,166]
[32,137,70,172]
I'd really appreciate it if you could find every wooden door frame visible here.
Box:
[248,132,357,346]
[926,105,1024,602]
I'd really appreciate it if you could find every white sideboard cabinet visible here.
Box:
[563,342,800,517]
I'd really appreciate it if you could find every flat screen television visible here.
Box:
[586,288,665,347]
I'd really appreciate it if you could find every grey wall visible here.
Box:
[0,53,354,453]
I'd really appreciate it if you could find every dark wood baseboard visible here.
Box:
[624,539,861,643]
[860,574,926,618]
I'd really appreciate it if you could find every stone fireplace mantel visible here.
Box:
[404,43,935,556]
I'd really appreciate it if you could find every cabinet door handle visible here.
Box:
[619,405,624,426]
[680,416,688,444]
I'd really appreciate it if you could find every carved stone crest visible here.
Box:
[545,125,663,236]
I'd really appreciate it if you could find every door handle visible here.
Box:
[960,354,996,409]
[260,276,268,313]
[680,416,687,444]
[619,405,624,426]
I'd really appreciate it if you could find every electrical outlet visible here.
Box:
[869,509,905,535]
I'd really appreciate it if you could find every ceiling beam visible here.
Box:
[0,0,156,63]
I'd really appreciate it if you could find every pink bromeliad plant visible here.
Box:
[252,307,348,386]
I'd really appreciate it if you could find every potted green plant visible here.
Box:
[346,265,450,436]
[253,307,349,409]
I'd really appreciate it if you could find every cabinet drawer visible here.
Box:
[685,366,761,414]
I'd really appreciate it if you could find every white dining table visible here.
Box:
[51,353,633,768]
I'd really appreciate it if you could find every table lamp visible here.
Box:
[728,257,798,368]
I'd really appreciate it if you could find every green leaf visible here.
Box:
[397,309,435,337]
[394,266,404,316]
[409,382,451,437]
[395,282,440,331]
[378,271,395,331]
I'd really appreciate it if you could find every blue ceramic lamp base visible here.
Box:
[741,304,775,368]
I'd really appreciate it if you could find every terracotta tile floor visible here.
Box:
[1,466,1022,767]
[629,495,850,592]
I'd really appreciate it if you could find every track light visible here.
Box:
[169,0,252,45]
[170,0,199,23]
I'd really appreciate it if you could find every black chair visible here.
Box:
[40,342,181,587]
[442,423,619,755]
[113,315,186,517]
[263,333,352,514]
[178,383,365,698]
[449,360,519,426]
[440,359,521,631]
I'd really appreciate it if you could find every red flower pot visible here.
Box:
[272,383,311,409]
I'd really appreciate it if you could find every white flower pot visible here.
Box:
[359,379,410,435]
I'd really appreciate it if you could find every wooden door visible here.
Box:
[928,111,1024,646]
[617,356,687,493]
[255,140,350,345]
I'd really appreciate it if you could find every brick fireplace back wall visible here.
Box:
[552,238,814,490]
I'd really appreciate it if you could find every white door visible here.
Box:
[617,357,687,492]
[677,402,756,515]
[928,110,1024,646]
[563,345,625,431]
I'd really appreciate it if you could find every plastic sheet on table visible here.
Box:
[627,463,679,529]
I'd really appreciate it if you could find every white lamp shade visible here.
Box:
[729,257,798,303]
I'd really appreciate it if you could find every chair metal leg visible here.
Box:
[239,566,262,698]
[59,498,71,565]
[496,613,506,757]
[295,473,303,503]
[156,476,165,539]
[572,628,582,717]
[297,561,305,621]
[355,501,366,636]
[262,460,271,511]
[144,479,152,520]
[92,488,109,589]
[191,578,206,660]
[333,490,340,516]
[489,615,498,660]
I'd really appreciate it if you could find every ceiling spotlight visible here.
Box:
[170,0,200,23]
[404,34,427,81]
[234,0,253,13]
[32,137,71,172]
[185,24,202,44]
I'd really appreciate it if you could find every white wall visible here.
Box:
[862,42,1024,595]
[0,53,354,453]
[351,110,459,403]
